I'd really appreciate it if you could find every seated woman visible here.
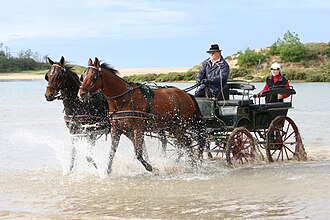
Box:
[254,62,290,103]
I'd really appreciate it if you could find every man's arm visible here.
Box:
[196,61,207,84]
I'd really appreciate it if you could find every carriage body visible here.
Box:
[195,81,306,164]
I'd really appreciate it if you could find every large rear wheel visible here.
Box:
[266,116,307,162]
[226,127,255,165]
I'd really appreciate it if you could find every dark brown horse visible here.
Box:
[45,56,110,174]
[79,57,206,174]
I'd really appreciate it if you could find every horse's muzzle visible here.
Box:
[45,93,56,101]
[79,92,89,103]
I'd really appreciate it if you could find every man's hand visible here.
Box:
[201,79,209,85]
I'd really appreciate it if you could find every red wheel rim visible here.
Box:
[227,128,255,164]
[266,116,302,162]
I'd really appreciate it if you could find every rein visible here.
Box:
[183,83,200,92]
[104,83,143,100]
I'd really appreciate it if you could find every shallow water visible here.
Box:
[0,81,330,219]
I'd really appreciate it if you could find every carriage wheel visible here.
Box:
[226,127,255,165]
[266,116,307,162]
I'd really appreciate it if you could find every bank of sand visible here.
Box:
[0,67,190,81]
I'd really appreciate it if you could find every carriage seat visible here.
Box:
[227,81,255,100]
[217,99,253,106]
[250,102,292,110]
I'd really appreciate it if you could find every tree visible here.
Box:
[268,30,306,62]
[237,48,265,68]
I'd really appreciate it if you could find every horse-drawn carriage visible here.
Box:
[194,81,307,165]
[45,56,307,175]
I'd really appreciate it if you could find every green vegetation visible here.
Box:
[0,48,48,73]
[237,48,265,68]
[124,64,200,82]
[268,31,306,62]
[124,31,329,83]
[1,32,329,82]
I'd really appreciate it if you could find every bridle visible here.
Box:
[46,64,65,99]
[46,63,81,100]
[79,65,101,93]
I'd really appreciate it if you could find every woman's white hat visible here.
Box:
[270,62,281,69]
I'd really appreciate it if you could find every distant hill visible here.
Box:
[123,42,330,82]
[224,42,330,82]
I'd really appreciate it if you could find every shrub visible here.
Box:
[284,70,307,80]
[243,75,254,80]
[268,30,307,62]
[237,48,265,68]
[326,60,330,70]
[230,68,250,78]
[306,73,329,82]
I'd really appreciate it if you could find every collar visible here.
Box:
[208,55,223,65]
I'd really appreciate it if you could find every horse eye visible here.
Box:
[57,72,65,80]
[91,72,97,82]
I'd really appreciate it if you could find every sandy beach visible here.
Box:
[0,67,190,81]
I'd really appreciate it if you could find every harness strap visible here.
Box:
[109,111,158,120]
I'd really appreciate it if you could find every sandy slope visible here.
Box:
[0,67,190,80]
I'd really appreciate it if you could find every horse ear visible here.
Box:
[60,56,65,65]
[94,57,99,66]
[47,57,54,65]
[88,58,92,66]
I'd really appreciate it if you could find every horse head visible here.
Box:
[45,56,80,101]
[79,57,105,102]
[79,57,125,103]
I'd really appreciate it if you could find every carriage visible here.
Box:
[193,81,307,164]
[46,57,307,175]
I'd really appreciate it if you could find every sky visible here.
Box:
[1,0,329,68]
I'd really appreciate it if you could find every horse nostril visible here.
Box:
[45,94,52,101]
[80,92,87,102]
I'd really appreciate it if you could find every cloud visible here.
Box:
[1,0,199,42]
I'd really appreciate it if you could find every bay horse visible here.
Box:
[44,56,110,174]
[79,57,206,174]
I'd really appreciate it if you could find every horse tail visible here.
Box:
[188,94,207,158]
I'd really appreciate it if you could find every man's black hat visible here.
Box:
[206,44,221,53]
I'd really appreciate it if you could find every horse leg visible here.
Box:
[129,131,153,172]
[142,140,151,164]
[158,130,167,156]
[86,134,98,170]
[106,130,121,175]
[197,131,209,160]
[67,135,78,175]
[189,96,210,159]
[173,129,197,165]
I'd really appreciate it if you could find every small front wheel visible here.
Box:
[226,127,256,165]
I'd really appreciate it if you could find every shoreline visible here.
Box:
[0,67,190,81]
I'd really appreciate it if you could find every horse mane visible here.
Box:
[63,63,80,83]
[100,62,119,75]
